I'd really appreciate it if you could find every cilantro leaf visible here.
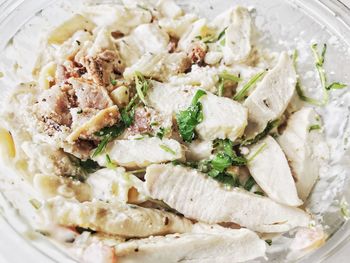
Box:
[210,153,232,172]
[176,90,207,142]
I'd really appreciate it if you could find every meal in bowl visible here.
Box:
[0,0,347,262]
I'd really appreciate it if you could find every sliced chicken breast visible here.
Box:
[185,140,213,162]
[116,23,170,66]
[42,197,193,238]
[69,78,114,110]
[145,164,311,233]
[247,136,302,206]
[86,168,147,204]
[243,52,297,137]
[222,7,252,65]
[123,52,190,81]
[277,108,329,200]
[146,82,248,142]
[114,224,266,263]
[94,137,184,168]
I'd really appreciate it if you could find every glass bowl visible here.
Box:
[0,0,349,262]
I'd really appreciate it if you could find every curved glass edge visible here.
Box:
[0,0,349,262]
[0,0,55,50]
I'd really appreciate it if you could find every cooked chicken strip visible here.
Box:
[116,24,170,66]
[277,108,329,200]
[123,52,191,81]
[69,78,113,110]
[42,197,193,238]
[94,137,184,169]
[35,84,74,128]
[114,224,266,263]
[222,7,252,65]
[247,136,302,206]
[146,82,248,142]
[86,168,147,204]
[145,164,311,233]
[185,140,213,162]
[243,52,296,137]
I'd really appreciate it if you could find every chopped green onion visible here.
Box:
[247,142,267,162]
[29,199,42,210]
[219,71,242,82]
[134,71,150,105]
[217,71,242,96]
[294,45,347,106]
[160,144,176,155]
[327,82,347,90]
[106,154,117,169]
[308,124,321,132]
[233,71,266,101]
[340,198,350,220]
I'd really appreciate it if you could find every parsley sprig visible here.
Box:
[176,90,207,143]
[295,44,347,106]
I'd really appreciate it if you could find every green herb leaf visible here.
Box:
[121,108,135,127]
[210,153,232,172]
[233,71,266,101]
[160,144,176,155]
[295,45,348,106]
[93,124,126,157]
[106,154,117,169]
[244,176,256,191]
[217,27,227,41]
[265,239,272,246]
[327,82,347,90]
[156,127,170,139]
[29,199,42,210]
[247,142,267,163]
[191,89,207,105]
[242,119,280,146]
[214,139,234,159]
[214,172,240,187]
[176,90,207,142]
[340,198,350,220]
[309,124,321,132]
[110,78,117,86]
[217,71,242,96]
[79,159,101,173]
[219,71,242,83]
[134,71,150,105]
